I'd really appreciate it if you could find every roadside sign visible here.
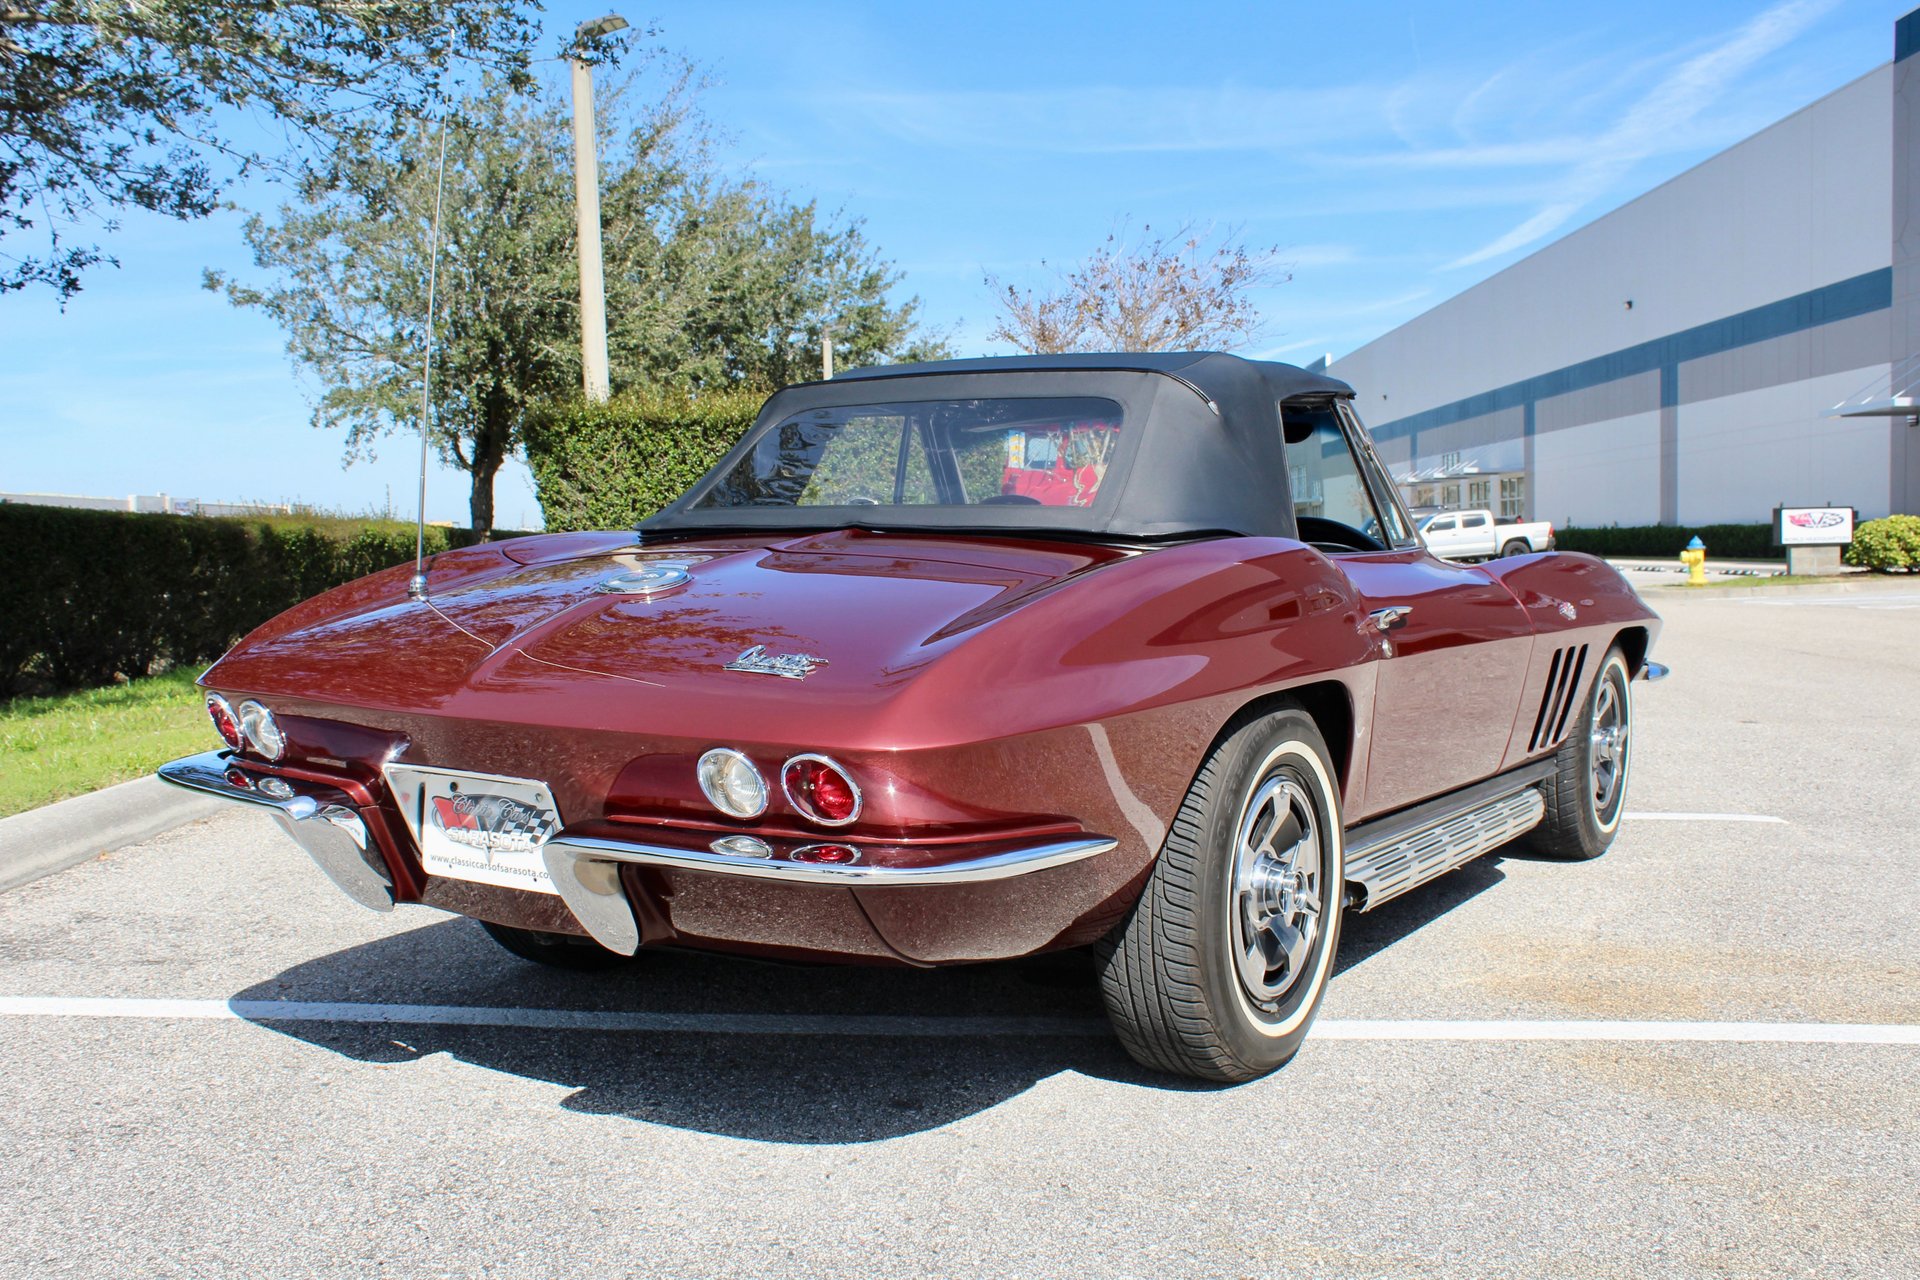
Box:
[1773,505,1855,547]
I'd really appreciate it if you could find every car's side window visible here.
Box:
[1462,513,1489,529]
[1280,402,1388,551]
[1430,515,1457,532]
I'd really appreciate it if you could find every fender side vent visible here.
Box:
[1529,644,1588,752]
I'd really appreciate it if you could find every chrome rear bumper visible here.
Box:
[541,833,1118,955]
[157,750,1117,954]
[157,751,394,912]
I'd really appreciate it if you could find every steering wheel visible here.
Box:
[1297,515,1387,554]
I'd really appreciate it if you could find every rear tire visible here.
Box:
[1501,539,1530,558]
[480,920,635,971]
[1525,646,1632,860]
[1096,707,1344,1083]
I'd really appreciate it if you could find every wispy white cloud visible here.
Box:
[1277,243,1358,269]
[820,81,1420,155]
[1443,0,1843,268]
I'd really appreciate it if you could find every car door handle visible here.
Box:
[1369,606,1412,633]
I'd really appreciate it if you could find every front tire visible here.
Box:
[1096,707,1344,1083]
[1525,646,1633,860]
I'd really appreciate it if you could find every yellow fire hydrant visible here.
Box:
[1680,535,1707,585]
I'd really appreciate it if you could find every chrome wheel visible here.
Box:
[1589,669,1630,823]
[1231,772,1324,1011]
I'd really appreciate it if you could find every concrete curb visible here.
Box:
[1635,575,1920,598]
[0,776,224,893]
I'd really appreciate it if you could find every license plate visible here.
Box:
[384,765,564,895]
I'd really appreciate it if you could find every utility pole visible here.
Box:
[569,14,628,403]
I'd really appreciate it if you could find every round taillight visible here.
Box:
[792,843,860,865]
[236,700,286,761]
[206,695,243,751]
[782,754,861,827]
[697,748,768,819]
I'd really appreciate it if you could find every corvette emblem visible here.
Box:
[724,645,829,680]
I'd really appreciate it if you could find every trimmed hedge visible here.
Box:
[1553,522,1777,560]
[1845,514,1920,572]
[0,504,522,693]
[521,388,766,532]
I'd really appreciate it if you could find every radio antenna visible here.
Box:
[408,113,452,602]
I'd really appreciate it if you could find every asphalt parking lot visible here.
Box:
[2,581,1917,1280]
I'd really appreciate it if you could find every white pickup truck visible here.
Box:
[1417,509,1556,561]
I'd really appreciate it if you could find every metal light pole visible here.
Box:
[569,13,628,403]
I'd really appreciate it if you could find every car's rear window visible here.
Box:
[693,397,1125,511]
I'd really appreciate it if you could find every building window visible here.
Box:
[1468,479,1490,508]
[1441,482,1460,508]
[1290,464,1310,512]
[1440,451,1462,471]
[1500,476,1526,519]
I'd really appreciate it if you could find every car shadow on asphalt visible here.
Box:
[230,861,1506,1144]
[1333,854,1507,976]
[231,920,1178,1143]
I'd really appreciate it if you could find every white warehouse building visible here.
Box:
[1327,9,1920,528]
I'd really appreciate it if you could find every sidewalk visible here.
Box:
[0,775,222,893]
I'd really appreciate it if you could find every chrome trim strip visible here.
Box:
[159,750,319,817]
[545,834,1115,887]
[158,751,394,912]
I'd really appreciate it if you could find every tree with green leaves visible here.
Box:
[0,0,538,302]
[213,69,946,534]
[211,79,576,536]
[627,181,949,389]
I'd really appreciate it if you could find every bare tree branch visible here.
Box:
[985,221,1290,354]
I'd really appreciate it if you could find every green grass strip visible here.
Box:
[0,669,210,819]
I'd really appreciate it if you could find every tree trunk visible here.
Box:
[468,459,497,537]
[467,388,513,537]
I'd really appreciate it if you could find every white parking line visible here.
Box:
[1735,594,1920,609]
[0,997,1913,1045]
[0,997,1108,1038]
[1622,812,1787,823]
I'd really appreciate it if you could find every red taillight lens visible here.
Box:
[792,843,860,865]
[781,755,861,827]
[207,695,242,750]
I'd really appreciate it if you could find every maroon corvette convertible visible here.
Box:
[161,353,1663,1081]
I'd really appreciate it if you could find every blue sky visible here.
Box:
[0,0,1906,527]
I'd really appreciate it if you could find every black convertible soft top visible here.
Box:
[641,352,1354,542]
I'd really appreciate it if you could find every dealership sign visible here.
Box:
[1773,505,1855,547]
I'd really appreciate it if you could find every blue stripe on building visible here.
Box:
[1898,8,1920,62]
[1367,267,1894,446]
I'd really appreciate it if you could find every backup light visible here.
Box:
[237,700,286,761]
[206,694,242,751]
[782,755,861,827]
[697,748,768,819]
